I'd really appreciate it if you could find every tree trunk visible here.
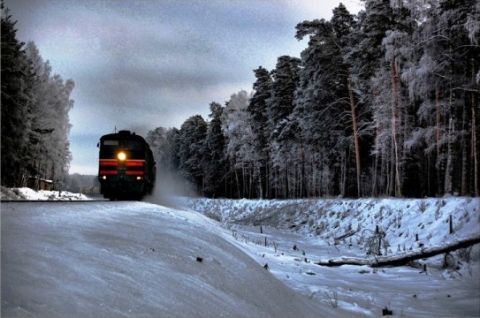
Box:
[473,95,479,196]
[435,87,443,195]
[257,164,263,199]
[242,163,246,197]
[372,149,379,197]
[347,74,361,197]
[461,102,468,195]
[390,58,402,197]
[234,165,241,199]
[300,143,306,197]
[316,235,480,267]
[312,153,316,197]
[444,118,454,194]
[340,150,346,197]
[265,160,272,199]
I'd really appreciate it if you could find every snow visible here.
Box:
[180,196,480,317]
[1,201,350,318]
[1,186,91,201]
[181,197,480,253]
[2,196,479,317]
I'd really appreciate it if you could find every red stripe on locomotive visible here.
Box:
[125,170,144,176]
[99,170,118,175]
[99,159,118,166]
[99,159,145,167]
[125,160,145,167]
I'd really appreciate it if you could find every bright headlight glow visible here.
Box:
[117,151,127,161]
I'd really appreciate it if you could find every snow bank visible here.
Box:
[1,202,341,318]
[181,197,480,254]
[180,197,480,317]
[0,186,90,201]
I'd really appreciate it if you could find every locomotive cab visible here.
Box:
[98,130,156,200]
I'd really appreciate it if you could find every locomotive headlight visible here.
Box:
[117,151,127,161]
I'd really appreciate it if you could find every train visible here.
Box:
[97,130,156,200]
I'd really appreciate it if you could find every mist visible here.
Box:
[145,168,197,209]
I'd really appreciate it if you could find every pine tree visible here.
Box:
[178,115,207,193]
[296,14,360,197]
[247,66,272,198]
[1,6,33,186]
[203,102,226,197]
[267,56,300,198]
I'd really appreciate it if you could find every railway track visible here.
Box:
[1,199,109,203]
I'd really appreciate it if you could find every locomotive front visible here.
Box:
[98,130,155,200]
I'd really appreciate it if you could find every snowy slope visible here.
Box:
[182,197,480,255]
[1,202,350,318]
[181,197,480,317]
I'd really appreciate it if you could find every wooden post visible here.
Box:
[449,215,453,234]
[378,235,382,256]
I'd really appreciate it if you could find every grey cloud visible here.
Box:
[5,0,360,174]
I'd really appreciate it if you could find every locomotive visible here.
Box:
[97,130,156,200]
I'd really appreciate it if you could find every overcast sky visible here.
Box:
[6,0,363,175]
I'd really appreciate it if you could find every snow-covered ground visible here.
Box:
[1,201,353,318]
[180,197,480,317]
[2,196,478,317]
[1,186,91,201]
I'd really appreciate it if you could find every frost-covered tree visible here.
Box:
[1,7,74,189]
[434,0,479,196]
[400,0,480,196]
[222,90,255,198]
[160,0,478,199]
[178,115,207,193]
[146,127,179,171]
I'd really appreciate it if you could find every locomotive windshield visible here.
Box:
[100,139,145,159]
[103,140,119,146]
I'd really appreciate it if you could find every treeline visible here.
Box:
[148,0,480,199]
[65,174,100,195]
[1,6,75,188]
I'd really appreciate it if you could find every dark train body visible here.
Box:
[98,130,155,200]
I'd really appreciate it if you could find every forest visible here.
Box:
[1,5,75,188]
[147,0,480,199]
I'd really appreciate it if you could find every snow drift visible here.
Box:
[1,186,90,201]
[1,202,343,318]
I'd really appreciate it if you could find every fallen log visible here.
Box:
[316,235,480,267]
